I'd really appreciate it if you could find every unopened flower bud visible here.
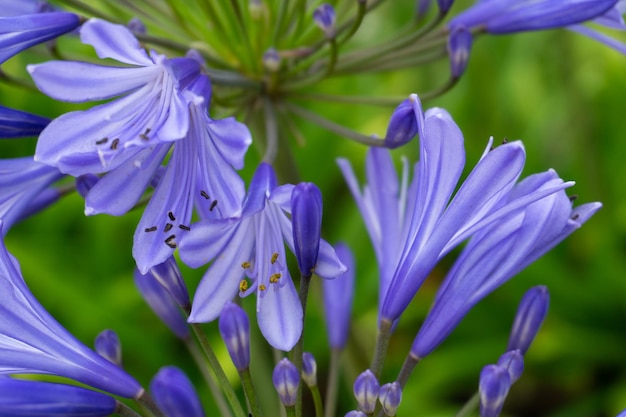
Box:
[263,48,281,72]
[379,382,402,416]
[353,369,380,413]
[479,364,511,417]
[497,350,524,384]
[345,412,367,417]
[148,256,190,311]
[437,0,455,14]
[95,329,122,366]
[302,352,317,387]
[313,4,336,38]
[151,366,205,417]
[507,286,549,354]
[291,182,323,276]
[448,26,473,79]
[0,378,116,416]
[384,98,418,148]
[273,358,300,407]
[218,302,250,371]
[127,17,146,34]
[134,265,189,339]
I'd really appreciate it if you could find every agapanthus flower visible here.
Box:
[448,0,617,34]
[410,173,600,358]
[0,157,64,233]
[179,163,345,351]
[0,377,117,417]
[0,225,142,398]
[28,19,251,272]
[0,1,54,17]
[568,2,626,55]
[0,11,79,64]
[340,95,574,323]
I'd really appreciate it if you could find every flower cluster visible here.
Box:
[0,1,620,416]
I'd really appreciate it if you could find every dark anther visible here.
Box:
[139,127,151,141]
[164,223,173,232]
[502,137,508,144]
[200,190,210,199]
[165,235,177,248]
[110,138,120,150]
[95,137,108,145]
[210,200,218,211]
[144,226,157,232]
[179,224,191,231]
[489,145,495,151]
[168,211,176,221]
[571,214,580,221]
[569,194,579,202]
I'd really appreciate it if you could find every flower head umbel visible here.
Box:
[28,19,251,272]
[0,225,142,398]
[180,163,345,351]
[410,173,600,358]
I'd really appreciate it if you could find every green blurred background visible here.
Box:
[1,1,625,416]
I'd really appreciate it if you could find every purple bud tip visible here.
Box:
[75,174,99,199]
[273,358,300,407]
[127,17,146,34]
[218,302,251,371]
[507,286,549,354]
[302,352,317,387]
[291,182,323,276]
[384,98,418,149]
[149,257,191,311]
[263,48,281,72]
[497,350,524,385]
[345,412,368,417]
[353,369,380,413]
[150,366,205,417]
[94,329,122,366]
[448,26,473,79]
[437,0,455,14]
[313,4,336,38]
[379,382,402,416]
[479,365,511,417]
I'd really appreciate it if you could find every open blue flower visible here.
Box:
[340,95,576,323]
[0,224,142,398]
[28,19,251,272]
[179,163,345,351]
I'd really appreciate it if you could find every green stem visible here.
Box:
[286,103,386,147]
[370,319,393,379]
[285,405,297,417]
[396,353,420,388]
[288,92,407,107]
[324,348,342,417]
[115,401,142,417]
[291,273,313,417]
[262,96,279,164]
[185,339,234,417]
[57,0,116,20]
[240,368,264,417]
[308,385,324,417]
[338,0,367,46]
[136,391,167,417]
[191,323,248,417]
[419,76,459,101]
[453,392,480,417]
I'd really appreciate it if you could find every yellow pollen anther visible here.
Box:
[270,273,281,283]
[241,261,251,269]
[259,284,267,291]
[239,279,249,292]
[271,252,279,264]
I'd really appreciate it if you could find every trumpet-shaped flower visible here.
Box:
[0,225,142,398]
[0,11,79,64]
[179,163,345,351]
[410,173,601,358]
[28,19,251,272]
[340,95,575,323]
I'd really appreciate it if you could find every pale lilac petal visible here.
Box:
[28,62,159,102]
[133,139,196,273]
[257,276,302,351]
[187,224,255,322]
[206,117,252,169]
[242,163,276,216]
[80,18,153,66]
[85,144,169,216]
[313,240,347,279]
[178,218,241,268]
[569,24,626,55]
